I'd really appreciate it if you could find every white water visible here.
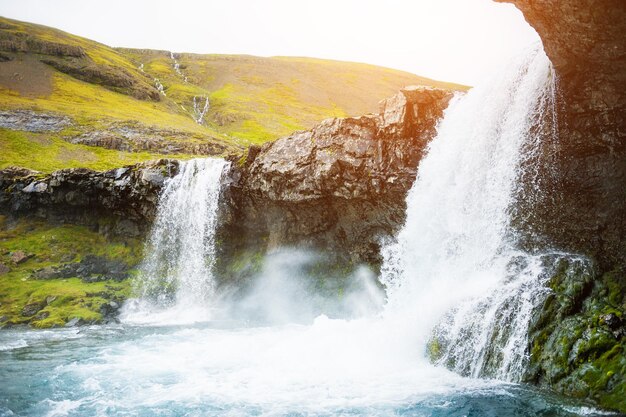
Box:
[170,51,188,83]
[192,95,210,124]
[123,158,229,324]
[381,44,555,380]
[108,45,561,413]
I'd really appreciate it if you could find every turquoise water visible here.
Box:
[0,323,613,417]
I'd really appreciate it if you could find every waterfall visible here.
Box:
[193,95,210,124]
[170,51,188,83]
[381,45,556,381]
[123,158,229,323]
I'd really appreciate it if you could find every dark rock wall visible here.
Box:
[499,0,626,412]
[0,160,180,237]
[499,0,626,269]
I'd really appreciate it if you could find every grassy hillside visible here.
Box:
[118,50,467,143]
[0,16,466,172]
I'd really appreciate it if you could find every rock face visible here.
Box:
[499,0,626,270]
[0,159,180,236]
[498,0,626,412]
[219,87,453,267]
[0,110,71,132]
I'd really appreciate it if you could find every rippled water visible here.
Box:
[0,322,613,417]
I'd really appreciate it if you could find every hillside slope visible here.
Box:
[0,16,466,172]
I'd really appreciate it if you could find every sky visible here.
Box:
[0,0,540,86]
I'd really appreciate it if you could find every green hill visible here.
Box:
[0,16,467,172]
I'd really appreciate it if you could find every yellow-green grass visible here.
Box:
[1,16,468,158]
[0,129,192,173]
[0,217,142,328]
[122,51,469,144]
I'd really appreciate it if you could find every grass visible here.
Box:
[0,128,192,173]
[1,15,468,165]
[0,216,142,328]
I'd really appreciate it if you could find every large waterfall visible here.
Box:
[381,44,555,380]
[123,158,229,323]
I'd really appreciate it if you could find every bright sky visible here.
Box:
[0,0,539,86]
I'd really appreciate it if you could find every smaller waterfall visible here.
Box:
[170,51,188,83]
[125,158,229,322]
[193,96,210,124]
[154,78,166,96]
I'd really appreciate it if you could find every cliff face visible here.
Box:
[218,87,453,269]
[499,0,626,412]
[499,0,626,269]
[0,159,180,236]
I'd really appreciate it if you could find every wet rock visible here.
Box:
[64,317,83,327]
[99,301,120,318]
[499,0,626,270]
[32,255,129,282]
[34,311,50,320]
[21,302,44,317]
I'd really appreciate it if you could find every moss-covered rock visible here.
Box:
[525,256,626,413]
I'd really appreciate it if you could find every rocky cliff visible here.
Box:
[499,0,626,270]
[499,0,626,412]
[0,159,179,236]
[217,87,453,273]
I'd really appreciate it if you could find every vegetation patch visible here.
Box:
[0,216,142,328]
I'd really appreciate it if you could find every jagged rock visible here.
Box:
[219,87,454,266]
[0,159,180,233]
[498,1,626,412]
[0,110,71,132]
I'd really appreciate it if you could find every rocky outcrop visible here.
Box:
[499,0,626,270]
[498,0,626,412]
[69,123,232,155]
[0,159,180,236]
[0,110,71,132]
[218,87,454,269]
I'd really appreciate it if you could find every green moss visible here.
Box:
[0,129,192,173]
[0,218,139,328]
[527,257,626,413]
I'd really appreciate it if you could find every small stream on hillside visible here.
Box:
[0,45,616,417]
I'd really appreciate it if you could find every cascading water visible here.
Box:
[381,44,556,380]
[2,44,605,417]
[122,158,229,323]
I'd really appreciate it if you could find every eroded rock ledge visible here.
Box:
[0,159,180,236]
[218,86,453,267]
